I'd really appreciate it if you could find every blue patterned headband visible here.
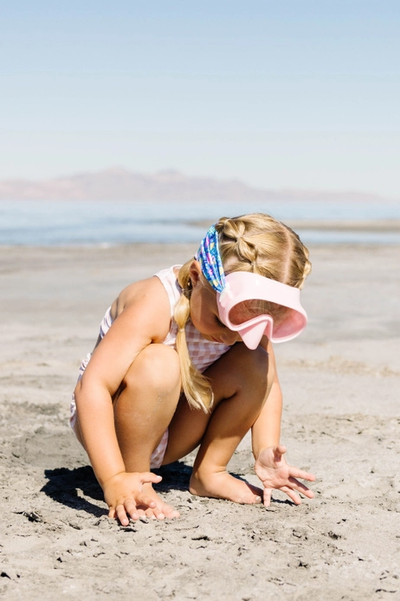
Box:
[195,224,226,293]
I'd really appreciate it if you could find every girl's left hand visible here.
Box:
[254,445,315,507]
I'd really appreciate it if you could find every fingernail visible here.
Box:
[255,496,262,503]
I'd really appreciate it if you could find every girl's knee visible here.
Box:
[229,343,271,380]
[206,343,272,410]
[239,345,271,396]
[123,344,181,392]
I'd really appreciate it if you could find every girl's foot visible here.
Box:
[189,470,263,505]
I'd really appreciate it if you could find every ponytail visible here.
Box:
[173,261,213,413]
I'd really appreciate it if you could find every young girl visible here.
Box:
[71,213,315,524]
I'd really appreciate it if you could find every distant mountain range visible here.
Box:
[0,167,389,202]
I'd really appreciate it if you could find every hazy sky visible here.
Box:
[1,1,399,198]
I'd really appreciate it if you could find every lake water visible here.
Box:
[1,199,400,246]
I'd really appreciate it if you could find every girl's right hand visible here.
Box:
[103,471,165,525]
[254,445,315,507]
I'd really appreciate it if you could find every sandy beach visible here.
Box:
[1,240,399,600]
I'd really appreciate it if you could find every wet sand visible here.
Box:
[0,241,399,600]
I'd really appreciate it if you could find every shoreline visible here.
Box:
[2,218,400,249]
[1,234,400,252]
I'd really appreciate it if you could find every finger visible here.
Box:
[134,491,157,509]
[125,499,140,521]
[115,504,130,526]
[276,444,287,455]
[108,507,116,520]
[145,506,165,520]
[273,445,287,461]
[288,477,315,498]
[263,487,272,507]
[138,472,163,485]
[151,506,166,520]
[289,468,316,482]
[280,486,302,505]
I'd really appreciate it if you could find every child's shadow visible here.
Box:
[41,465,106,517]
[41,461,192,517]
[154,461,192,493]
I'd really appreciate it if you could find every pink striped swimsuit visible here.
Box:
[70,265,231,468]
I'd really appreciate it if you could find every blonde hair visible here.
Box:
[174,213,311,413]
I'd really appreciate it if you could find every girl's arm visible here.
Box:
[251,340,282,456]
[251,340,315,506]
[74,277,172,519]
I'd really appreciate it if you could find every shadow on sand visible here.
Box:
[41,461,193,516]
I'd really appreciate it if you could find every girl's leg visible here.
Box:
[164,343,273,504]
[113,343,181,517]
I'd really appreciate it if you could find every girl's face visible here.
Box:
[188,261,242,346]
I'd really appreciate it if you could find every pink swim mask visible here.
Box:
[196,223,307,349]
[216,271,308,349]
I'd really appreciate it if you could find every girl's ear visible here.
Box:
[189,260,202,286]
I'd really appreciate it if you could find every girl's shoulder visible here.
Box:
[108,269,179,343]
[112,276,168,316]
[113,266,181,318]
[153,265,182,313]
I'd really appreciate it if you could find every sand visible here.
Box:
[0,241,399,600]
